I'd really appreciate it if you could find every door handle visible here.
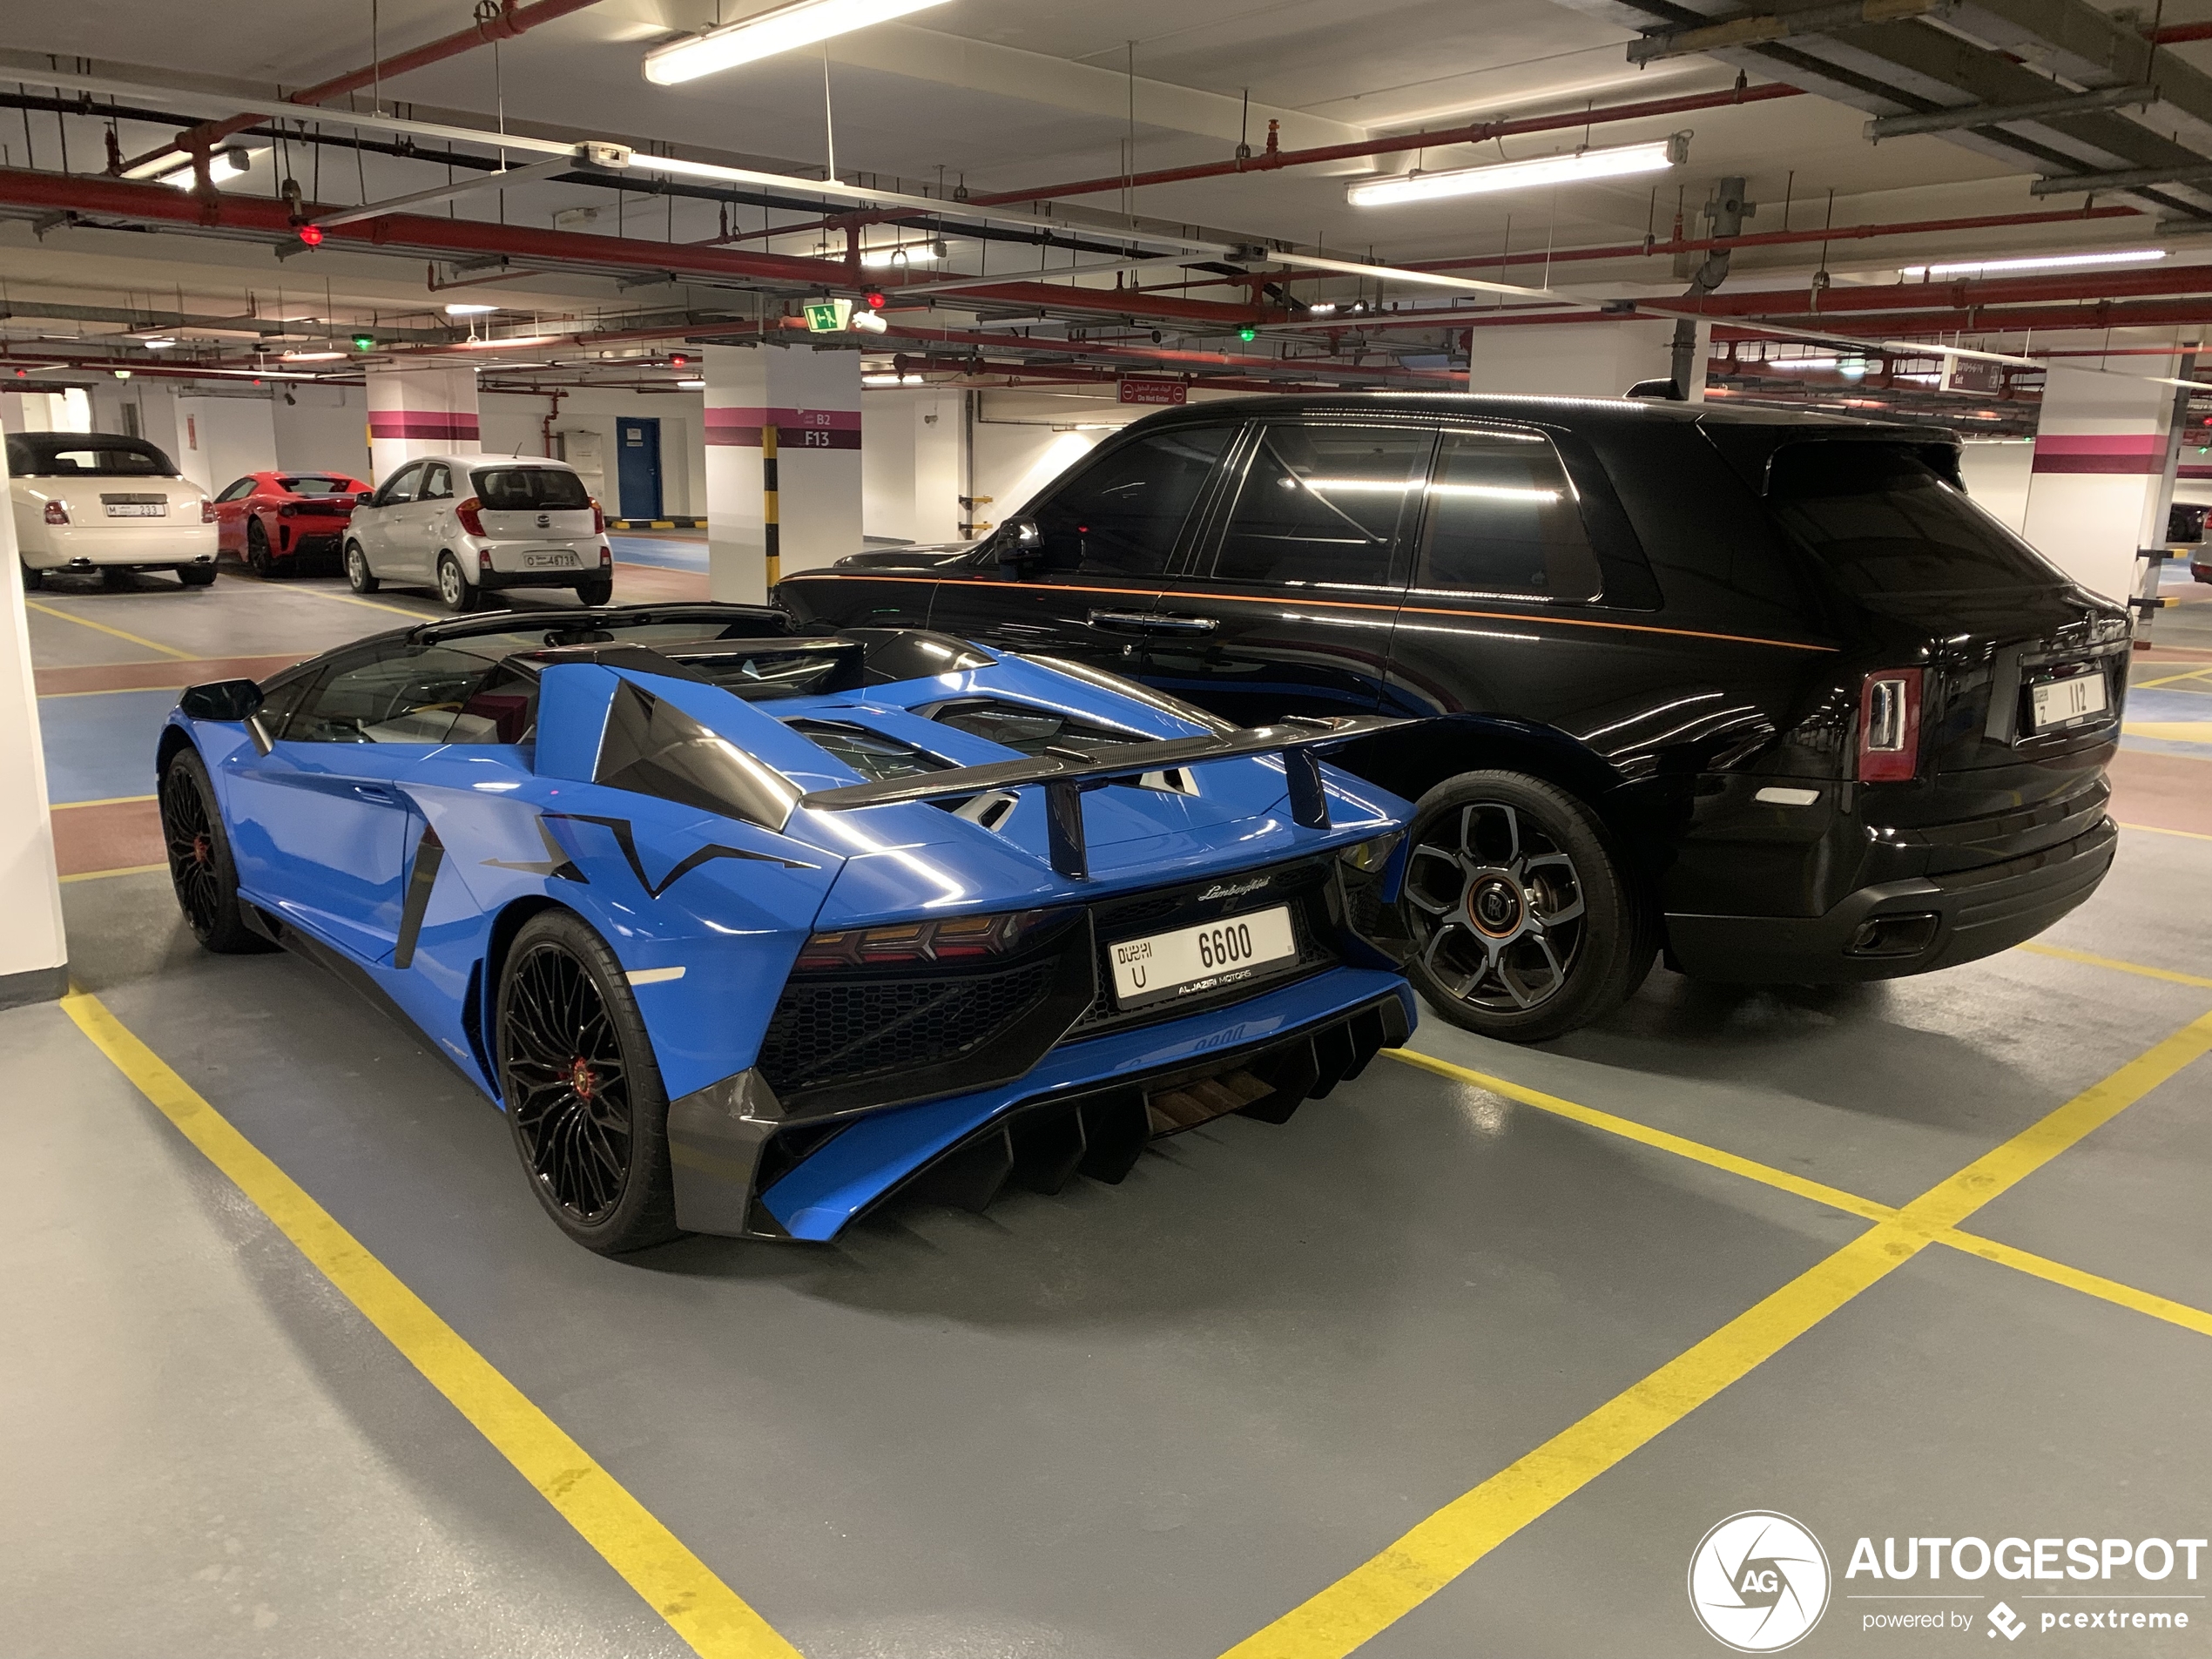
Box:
[1087,610,1219,635]
[353,784,398,803]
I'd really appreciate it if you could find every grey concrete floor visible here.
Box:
[5,567,2209,1657]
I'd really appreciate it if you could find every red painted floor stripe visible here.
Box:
[52,799,166,878]
[2107,748,2212,838]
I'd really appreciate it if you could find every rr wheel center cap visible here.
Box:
[1467,875,1525,937]
[567,1059,598,1101]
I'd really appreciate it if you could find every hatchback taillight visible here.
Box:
[455,496,487,536]
[43,501,68,525]
[200,498,217,523]
[590,497,606,534]
[1858,668,1923,783]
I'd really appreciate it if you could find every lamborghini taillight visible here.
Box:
[1858,668,1923,783]
[794,907,1071,971]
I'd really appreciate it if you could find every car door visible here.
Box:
[212,476,256,555]
[924,421,1239,673]
[219,643,498,963]
[417,462,455,571]
[1136,421,1432,724]
[361,461,424,577]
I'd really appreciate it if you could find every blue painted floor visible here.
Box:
[39,690,180,803]
[607,536,706,572]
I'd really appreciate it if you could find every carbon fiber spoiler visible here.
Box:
[797,714,1408,879]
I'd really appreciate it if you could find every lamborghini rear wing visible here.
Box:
[796,714,1408,879]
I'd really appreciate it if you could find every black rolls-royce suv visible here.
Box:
[779,395,2128,1042]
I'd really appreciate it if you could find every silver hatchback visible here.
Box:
[344,455,613,611]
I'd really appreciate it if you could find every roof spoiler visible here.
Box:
[798,714,1408,879]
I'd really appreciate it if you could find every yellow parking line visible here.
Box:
[60,988,801,1659]
[1234,1022,2212,1659]
[24,601,195,660]
[58,862,168,883]
[52,793,157,810]
[2016,941,2212,989]
[2125,720,2212,743]
[2134,666,2212,687]
[2122,820,2212,842]
[277,583,432,621]
[1939,1229,2212,1339]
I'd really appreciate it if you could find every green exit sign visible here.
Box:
[803,299,852,333]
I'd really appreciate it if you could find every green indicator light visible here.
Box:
[1238,327,1257,342]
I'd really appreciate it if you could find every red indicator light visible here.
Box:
[298,224,324,246]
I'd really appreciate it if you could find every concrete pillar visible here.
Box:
[0,442,69,1008]
[2020,330,2181,603]
[365,363,480,484]
[1466,319,1676,399]
[704,344,862,603]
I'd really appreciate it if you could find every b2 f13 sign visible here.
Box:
[1118,376,1187,406]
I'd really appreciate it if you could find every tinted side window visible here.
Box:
[375,463,423,508]
[216,477,257,502]
[1211,425,1431,589]
[1417,429,1602,600]
[288,647,523,745]
[1028,425,1234,577]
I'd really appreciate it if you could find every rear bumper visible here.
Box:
[1665,817,2117,983]
[666,965,1414,1243]
[24,526,217,568]
[477,563,606,591]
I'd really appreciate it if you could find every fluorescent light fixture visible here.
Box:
[443,302,500,315]
[643,0,954,84]
[1899,248,2165,279]
[677,377,707,388]
[140,336,177,349]
[280,350,346,361]
[862,372,925,387]
[152,146,260,189]
[455,334,560,349]
[1348,136,1684,207]
[1777,356,1839,371]
[860,241,947,269]
[1307,302,1338,316]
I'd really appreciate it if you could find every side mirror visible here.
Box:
[354,490,375,508]
[997,516,1042,574]
[179,678,265,722]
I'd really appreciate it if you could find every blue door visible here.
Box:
[617,417,663,520]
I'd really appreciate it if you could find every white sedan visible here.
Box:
[344,453,612,612]
[10,431,219,588]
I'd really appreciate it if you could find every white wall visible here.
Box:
[483,388,704,517]
[274,383,374,483]
[1958,440,2033,534]
[0,438,67,1003]
[861,387,967,544]
[174,395,279,497]
[1466,320,1676,399]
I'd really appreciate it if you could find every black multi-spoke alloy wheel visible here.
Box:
[158,748,276,954]
[1401,771,1653,1042]
[246,518,275,577]
[496,910,679,1254]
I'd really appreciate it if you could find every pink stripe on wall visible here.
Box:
[2178,463,2212,479]
[705,406,862,449]
[2031,432,2168,475]
[369,413,482,441]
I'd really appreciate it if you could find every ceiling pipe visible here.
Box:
[1666,263,2212,318]
[116,0,606,177]
[955,82,1804,209]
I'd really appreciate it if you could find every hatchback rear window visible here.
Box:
[471,467,590,510]
[1767,443,2067,595]
[7,435,176,477]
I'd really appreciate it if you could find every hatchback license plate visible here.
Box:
[523,550,577,569]
[105,503,165,517]
[2031,671,2108,732]
[1109,904,1298,1009]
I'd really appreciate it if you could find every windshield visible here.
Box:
[1768,442,2067,595]
[7,435,178,477]
[471,467,590,510]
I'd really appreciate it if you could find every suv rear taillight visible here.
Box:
[590,497,606,534]
[455,496,487,536]
[43,501,68,525]
[1858,668,1923,783]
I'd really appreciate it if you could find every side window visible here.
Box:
[287,647,526,745]
[420,463,453,501]
[375,463,423,508]
[1028,424,1234,577]
[254,671,322,741]
[1209,425,1432,589]
[1416,428,1603,600]
[215,477,257,502]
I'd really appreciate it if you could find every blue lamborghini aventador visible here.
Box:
[156,604,1419,1254]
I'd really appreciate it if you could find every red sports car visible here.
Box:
[211,469,370,577]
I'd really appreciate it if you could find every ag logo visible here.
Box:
[1689,1511,1831,1652]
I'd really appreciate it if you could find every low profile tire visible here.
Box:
[576,576,613,607]
[158,748,276,954]
[436,550,480,613]
[178,564,217,588]
[344,541,379,594]
[100,565,133,590]
[246,519,275,578]
[496,910,680,1255]
[1400,771,1654,1043]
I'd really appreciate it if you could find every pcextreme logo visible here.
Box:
[1689,1511,1833,1652]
